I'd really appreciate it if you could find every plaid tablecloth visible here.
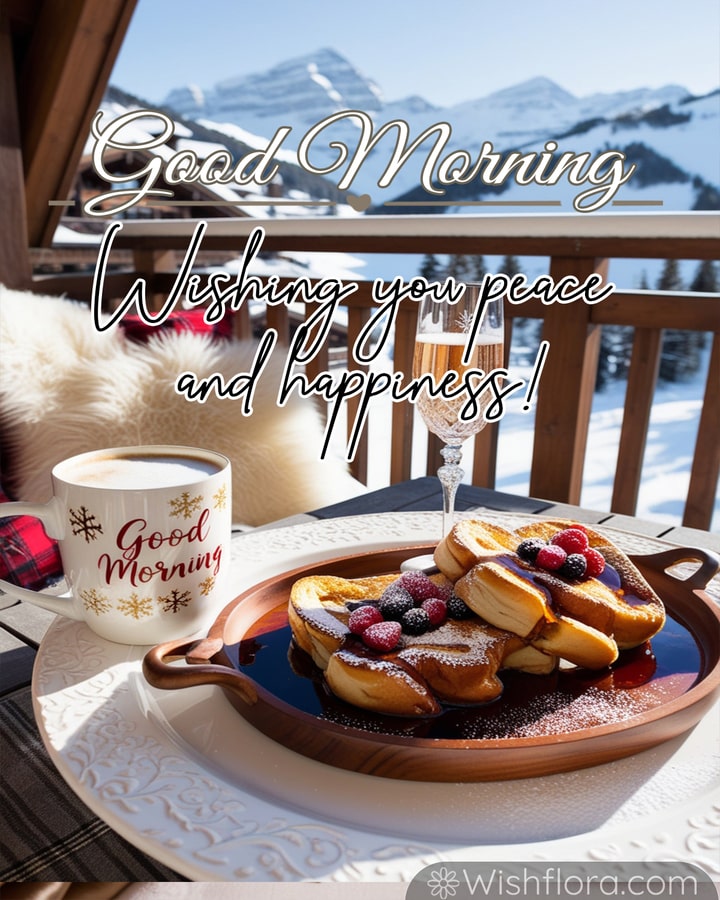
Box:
[0,688,183,882]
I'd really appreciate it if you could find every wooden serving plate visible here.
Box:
[143,544,720,782]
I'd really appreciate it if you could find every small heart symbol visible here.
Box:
[347,193,372,212]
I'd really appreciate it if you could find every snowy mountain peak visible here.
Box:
[485,76,576,106]
[157,47,718,211]
[163,47,383,125]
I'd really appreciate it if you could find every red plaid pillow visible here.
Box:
[0,487,63,589]
[119,308,233,343]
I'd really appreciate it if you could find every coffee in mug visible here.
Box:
[0,445,232,644]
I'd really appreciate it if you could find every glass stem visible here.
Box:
[438,444,464,537]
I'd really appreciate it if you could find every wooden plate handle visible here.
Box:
[632,547,720,592]
[142,637,258,705]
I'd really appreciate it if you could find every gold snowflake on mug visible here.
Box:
[81,588,112,615]
[213,483,228,510]
[118,593,154,619]
[199,575,215,596]
[169,491,203,519]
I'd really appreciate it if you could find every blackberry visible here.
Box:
[560,553,588,580]
[517,538,546,563]
[446,594,474,619]
[401,607,430,635]
[380,582,411,600]
[378,586,414,621]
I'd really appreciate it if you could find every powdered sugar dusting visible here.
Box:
[399,618,507,668]
[461,686,655,740]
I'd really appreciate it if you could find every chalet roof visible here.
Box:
[1,0,138,287]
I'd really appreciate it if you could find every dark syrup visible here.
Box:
[227,607,700,741]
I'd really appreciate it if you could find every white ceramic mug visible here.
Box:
[0,445,232,644]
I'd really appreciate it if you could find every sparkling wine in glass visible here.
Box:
[413,283,504,538]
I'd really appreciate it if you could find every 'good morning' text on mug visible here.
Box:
[0,446,232,644]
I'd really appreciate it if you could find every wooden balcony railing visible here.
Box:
[32,212,720,530]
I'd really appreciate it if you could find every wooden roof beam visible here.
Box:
[18,0,137,247]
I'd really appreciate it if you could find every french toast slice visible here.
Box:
[513,521,666,648]
[434,519,516,580]
[437,518,665,656]
[288,573,398,669]
[289,572,555,717]
[455,560,619,669]
[326,618,519,716]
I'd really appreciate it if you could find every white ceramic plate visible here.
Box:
[32,512,720,883]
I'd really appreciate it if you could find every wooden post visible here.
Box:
[390,302,417,483]
[529,256,608,504]
[611,327,663,515]
[684,331,720,529]
[132,248,177,313]
[0,16,32,288]
[343,306,371,484]
[471,311,513,487]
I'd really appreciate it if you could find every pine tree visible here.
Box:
[657,259,702,382]
[689,259,718,293]
[688,260,717,350]
[471,255,487,281]
[596,325,634,390]
[657,258,683,291]
[419,254,442,281]
[446,254,473,281]
[498,255,521,277]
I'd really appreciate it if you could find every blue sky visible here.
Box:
[111,0,720,107]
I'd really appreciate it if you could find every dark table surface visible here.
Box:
[1,478,718,882]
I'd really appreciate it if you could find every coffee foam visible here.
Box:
[61,452,222,490]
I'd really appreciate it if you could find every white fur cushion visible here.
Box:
[0,286,363,526]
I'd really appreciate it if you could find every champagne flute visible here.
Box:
[413,282,504,540]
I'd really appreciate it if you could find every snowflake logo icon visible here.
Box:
[213,483,228,510]
[80,588,111,615]
[427,867,460,899]
[199,575,215,595]
[169,491,203,519]
[68,506,104,542]
[157,588,192,613]
[118,593,154,619]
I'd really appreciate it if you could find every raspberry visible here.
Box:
[378,586,414,621]
[446,594,474,619]
[361,620,402,652]
[401,607,431,635]
[560,553,588,580]
[348,605,383,635]
[517,538,546,563]
[421,597,448,627]
[550,528,589,555]
[399,571,439,603]
[583,547,606,578]
[536,544,567,571]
